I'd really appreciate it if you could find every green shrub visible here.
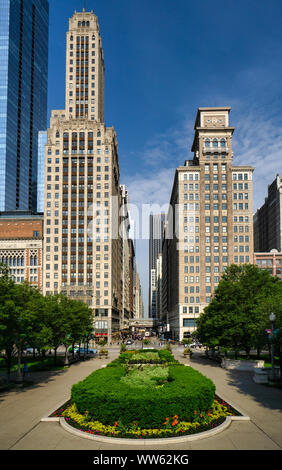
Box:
[71,363,215,428]
[183,347,192,356]
[120,365,169,388]
[99,348,108,355]
[112,349,178,365]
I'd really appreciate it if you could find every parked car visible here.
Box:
[24,347,39,355]
[74,347,98,356]
[126,339,134,345]
[190,342,202,348]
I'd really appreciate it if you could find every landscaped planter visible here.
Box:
[47,349,248,442]
[221,358,264,371]
[253,366,281,383]
[253,368,269,383]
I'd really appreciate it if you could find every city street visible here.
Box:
[0,341,281,450]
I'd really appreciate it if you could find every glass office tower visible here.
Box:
[37,130,47,213]
[0,0,49,212]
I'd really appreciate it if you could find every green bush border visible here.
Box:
[70,350,216,429]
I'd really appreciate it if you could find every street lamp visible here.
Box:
[269,312,276,381]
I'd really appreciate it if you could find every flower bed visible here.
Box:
[71,363,216,428]
[53,349,242,439]
[60,396,239,439]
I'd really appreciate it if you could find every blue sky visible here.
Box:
[48,0,282,316]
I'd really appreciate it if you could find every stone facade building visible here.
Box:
[0,211,43,290]
[43,9,127,342]
[254,175,282,252]
[254,250,282,280]
[149,213,166,319]
[162,107,254,340]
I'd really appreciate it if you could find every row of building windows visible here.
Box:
[204,173,227,180]
[184,203,235,211]
[205,155,228,161]
[205,163,227,172]
[204,138,227,148]
[1,255,38,266]
[183,306,200,314]
[233,203,249,210]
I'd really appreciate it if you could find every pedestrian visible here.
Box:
[23,363,28,378]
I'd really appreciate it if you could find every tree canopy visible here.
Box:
[196,264,282,360]
[0,263,94,376]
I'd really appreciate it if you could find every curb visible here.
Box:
[42,359,250,445]
[58,412,250,446]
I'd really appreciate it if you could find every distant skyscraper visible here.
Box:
[254,175,282,252]
[0,0,49,212]
[37,131,47,213]
[149,213,166,318]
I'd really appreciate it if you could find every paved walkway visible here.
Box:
[0,345,281,450]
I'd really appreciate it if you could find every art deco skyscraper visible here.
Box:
[43,10,123,342]
[162,107,254,340]
[0,0,49,211]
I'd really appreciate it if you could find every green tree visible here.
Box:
[197,264,281,359]
[55,295,94,364]
[25,291,54,370]
[258,280,282,379]
[0,264,37,379]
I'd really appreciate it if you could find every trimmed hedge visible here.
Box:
[71,363,216,428]
[109,349,178,365]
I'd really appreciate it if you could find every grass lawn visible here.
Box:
[0,356,66,372]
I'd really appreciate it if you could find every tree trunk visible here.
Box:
[54,347,57,366]
[257,346,261,359]
[41,350,45,370]
[5,349,12,381]
[245,346,250,360]
[16,346,22,383]
[64,345,69,366]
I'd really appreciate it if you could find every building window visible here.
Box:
[183,318,196,327]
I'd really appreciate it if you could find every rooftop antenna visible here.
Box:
[83,0,86,11]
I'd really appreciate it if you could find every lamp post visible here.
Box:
[269,312,276,381]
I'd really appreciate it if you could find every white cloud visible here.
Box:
[233,110,282,211]
[121,106,282,317]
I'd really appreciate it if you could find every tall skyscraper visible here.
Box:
[162,107,254,340]
[37,130,47,213]
[149,213,166,318]
[43,9,124,343]
[254,175,282,252]
[0,0,49,212]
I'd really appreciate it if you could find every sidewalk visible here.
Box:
[0,349,120,450]
[0,346,281,450]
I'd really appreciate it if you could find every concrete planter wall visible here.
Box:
[253,368,269,383]
[221,358,265,371]
[253,366,280,383]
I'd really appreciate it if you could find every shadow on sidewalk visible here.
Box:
[185,351,282,414]
[0,355,105,402]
